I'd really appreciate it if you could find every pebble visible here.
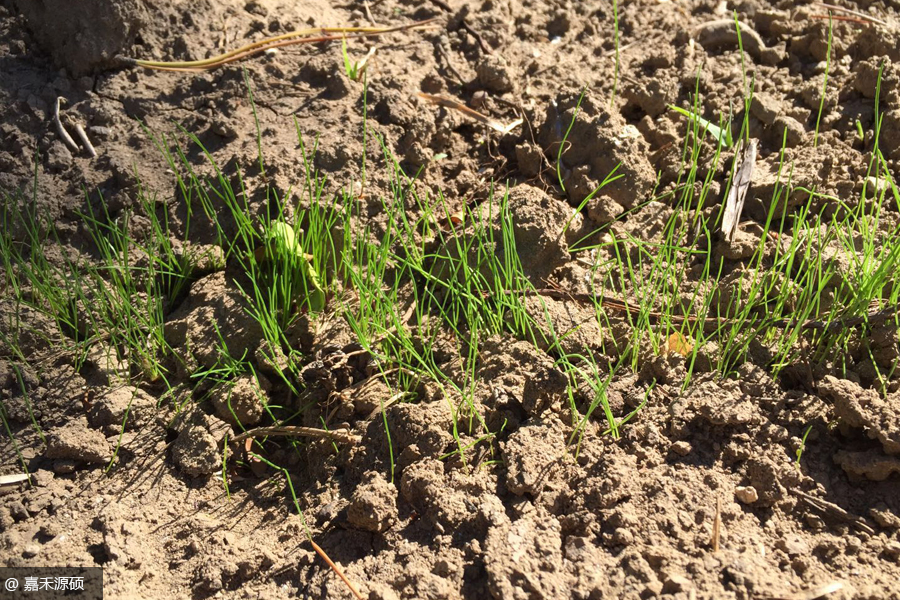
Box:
[884,541,900,562]
[670,441,692,456]
[9,500,29,522]
[88,126,112,139]
[776,534,809,557]
[612,527,634,546]
[735,485,759,504]
[22,543,40,558]
[642,580,663,598]
[51,460,77,474]
[663,574,693,594]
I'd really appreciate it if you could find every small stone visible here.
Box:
[612,527,634,545]
[211,120,238,139]
[9,501,29,522]
[22,543,40,558]
[244,1,268,17]
[30,470,54,487]
[791,556,810,575]
[866,175,892,196]
[210,374,268,427]
[776,534,809,557]
[716,228,759,260]
[368,583,401,600]
[88,386,155,433]
[670,441,692,456]
[88,126,112,138]
[735,485,759,504]
[39,522,60,540]
[641,580,664,599]
[663,574,693,594]
[46,141,72,171]
[884,541,900,562]
[870,505,900,529]
[516,142,544,178]
[26,94,48,117]
[750,92,780,126]
[51,459,77,474]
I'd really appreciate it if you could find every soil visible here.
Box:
[2,1,900,599]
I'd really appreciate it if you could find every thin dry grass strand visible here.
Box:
[418,92,523,133]
[310,540,364,600]
[122,19,437,72]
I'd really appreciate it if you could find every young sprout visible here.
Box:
[667,104,734,148]
[341,37,376,81]
[795,425,813,469]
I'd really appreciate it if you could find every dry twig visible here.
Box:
[0,473,30,487]
[73,124,97,158]
[792,489,875,535]
[812,2,888,26]
[418,92,522,133]
[120,19,437,72]
[53,97,79,153]
[311,540,364,600]
[229,426,360,446]
[711,494,722,552]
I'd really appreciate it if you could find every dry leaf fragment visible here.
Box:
[0,473,30,487]
[418,92,523,134]
[663,332,694,357]
[721,138,758,242]
[764,581,845,600]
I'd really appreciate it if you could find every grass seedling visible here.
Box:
[556,87,588,192]
[0,398,31,483]
[813,14,833,147]
[610,0,619,108]
[667,104,734,149]
[12,365,44,446]
[341,37,375,81]
[795,425,813,468]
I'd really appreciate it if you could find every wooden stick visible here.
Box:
[812,2,887,26]
[418,92,523,133]
[122,19,437,72]
[73,124,97,158]
[311,540,364,600]
[53,97,79,153]
[229,425,360,445]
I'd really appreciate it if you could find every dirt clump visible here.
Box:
[820,375,900,455]
[16,0,146,76]
[87,386,156,435]
[538,90,656,211]
[44,417,112,464]
[210,373,270,427]
[346,471,398,533]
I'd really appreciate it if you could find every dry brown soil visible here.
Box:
[2,0,900,599]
